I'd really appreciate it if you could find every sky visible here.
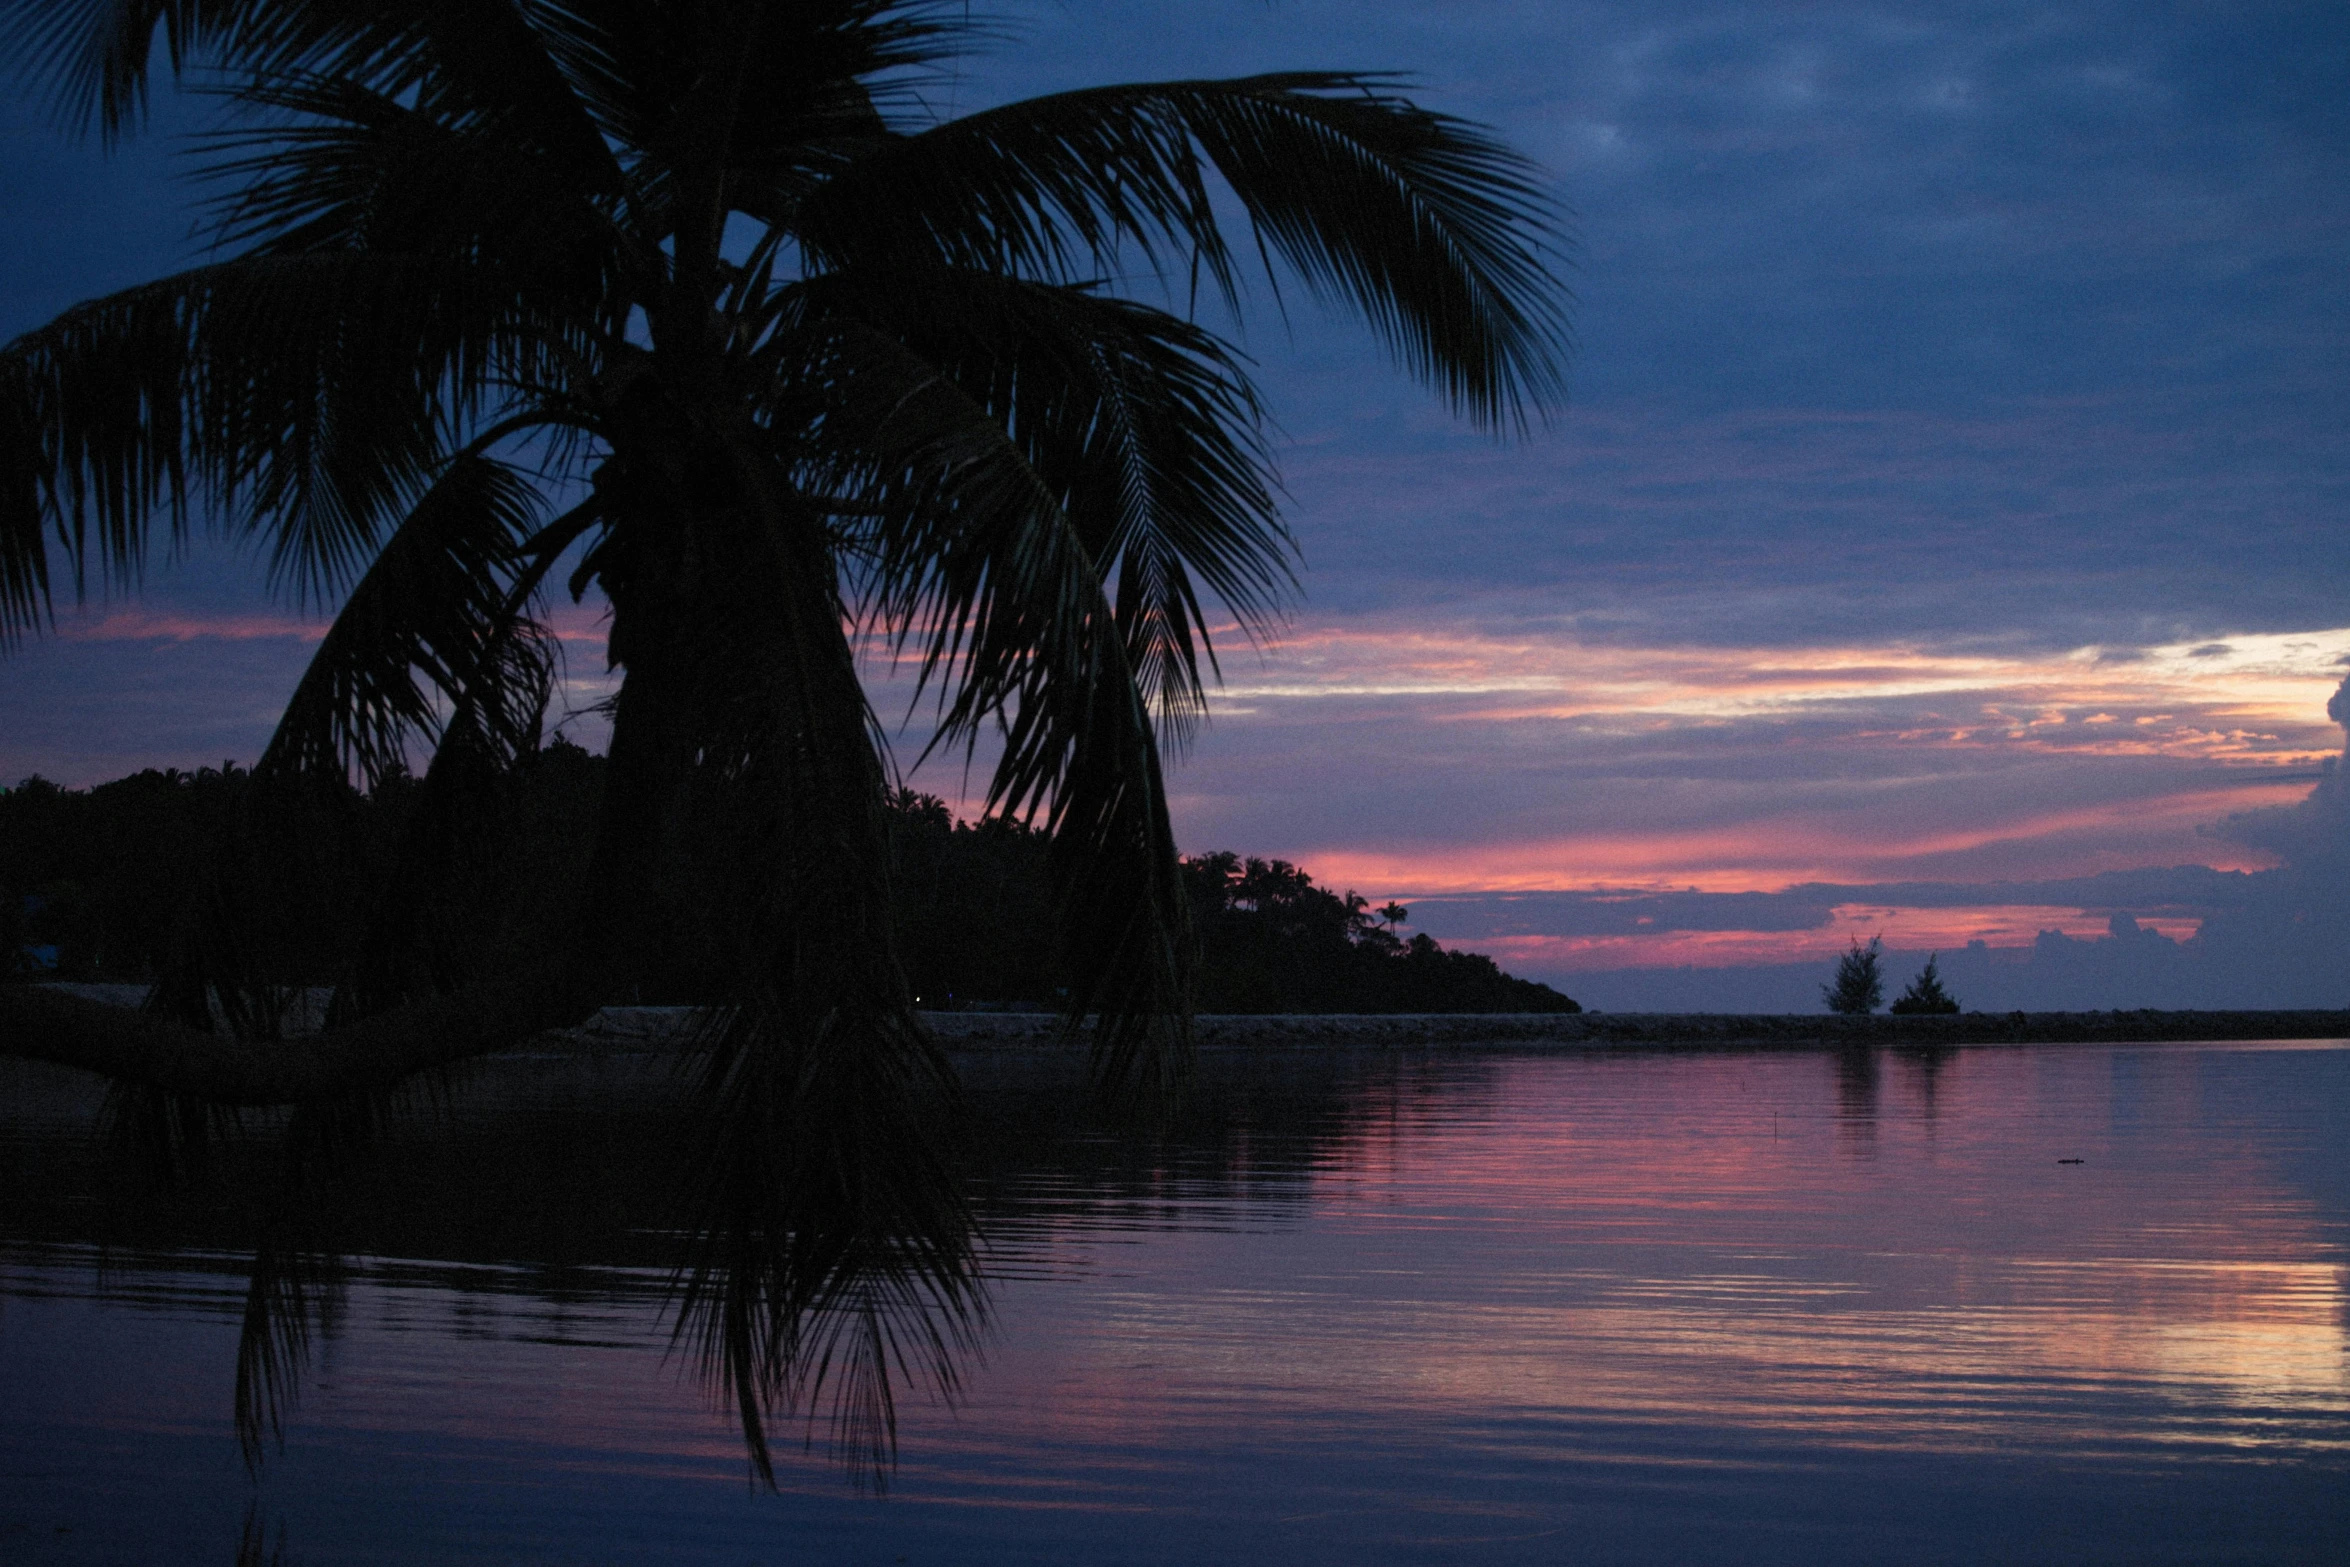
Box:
[4,1,2348,1009]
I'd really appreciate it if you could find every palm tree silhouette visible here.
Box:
[0,0,1569,1478]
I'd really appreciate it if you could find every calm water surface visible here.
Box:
[3,1040,2346,1564]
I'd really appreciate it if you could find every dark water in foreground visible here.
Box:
[3,1040,2346,1564]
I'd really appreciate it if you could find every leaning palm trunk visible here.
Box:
[0,0,1570,1477]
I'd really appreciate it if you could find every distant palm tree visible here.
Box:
[0,0,1569,1476]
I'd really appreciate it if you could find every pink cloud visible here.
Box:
[58,608,326,643]
[1275,780,2300,897]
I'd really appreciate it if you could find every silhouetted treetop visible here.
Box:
[1889,953,1961,1015]
[1823,936,1885,1015]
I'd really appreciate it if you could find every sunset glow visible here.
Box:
[1211,624,2350,761]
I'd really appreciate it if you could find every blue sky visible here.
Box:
[4,2,2348,1006]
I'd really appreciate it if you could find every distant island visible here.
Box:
[1,746,1578,1017]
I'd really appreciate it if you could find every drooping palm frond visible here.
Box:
[677,995,983,1488]
[0,349,59,643]
[797,268,1291,739]
[998,646,1196,1103]
[801,72,1573,430]
[0,268,202,624]
[257,451,553,786]
[257,456,601,1027]
[771,309,1195,1095]
[99,1076,245,1184]
[0,249,542,615]
[5,0,242,140]
[233,1233,345,1470]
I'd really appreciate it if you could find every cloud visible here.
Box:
[57,609,324,644]
[1156,616,2343,898]
[2207,675,2350,870]
[1498,678,2350,1009]
[1259,392,2350,650]
[1406,864,2256,942]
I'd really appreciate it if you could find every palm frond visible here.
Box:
[308,495,594,1025]
[4,0,634,188]
[196,70,630,284]
[99,1077,245,1186]
[258,451,552,787]
[2,0,243,141]
[770,311,1195,1095]
[677,998,982,1489]
[686,0,971,227]
[233,1235,344,1471]
[793,269,1292,741]
[0,265,201,616]
[801,72,1573,430]
[238,0,632,199]
[0,348,57,643]
[995,649,1196,1103]
[0,250,557,611]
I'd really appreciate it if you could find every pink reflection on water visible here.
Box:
[3,1042,2345,1563]
[939,1047,2348,1468]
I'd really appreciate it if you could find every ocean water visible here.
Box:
[2,1040,2345,1564]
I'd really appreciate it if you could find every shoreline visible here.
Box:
[566,1005,2350,1053]
[31,985,2348,1053]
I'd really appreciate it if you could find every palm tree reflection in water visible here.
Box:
[127,1054,985,1492]
[61,1048,1487,1492]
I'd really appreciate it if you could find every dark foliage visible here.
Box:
[1183,852,1578,1013]
[0,746,599,995]
[882,790,1061,1009]
[1822,935,1884,1015]
[1,766,373,986]
[4,761,1574,1015]
[1889,953,1961,1015]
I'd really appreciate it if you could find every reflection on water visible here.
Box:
[3,1041,2346,1564]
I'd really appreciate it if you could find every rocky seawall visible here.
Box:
[552,1006,2350,1053]
[33,985,2348,1053]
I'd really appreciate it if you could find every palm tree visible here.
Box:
[0,0,1569,1477]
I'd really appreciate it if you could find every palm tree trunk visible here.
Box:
[0,962,584,1105]
[0,659,691,1103]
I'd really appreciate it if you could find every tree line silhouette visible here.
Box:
[3,747,1577,1016]
[1822,935,1961,1015]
